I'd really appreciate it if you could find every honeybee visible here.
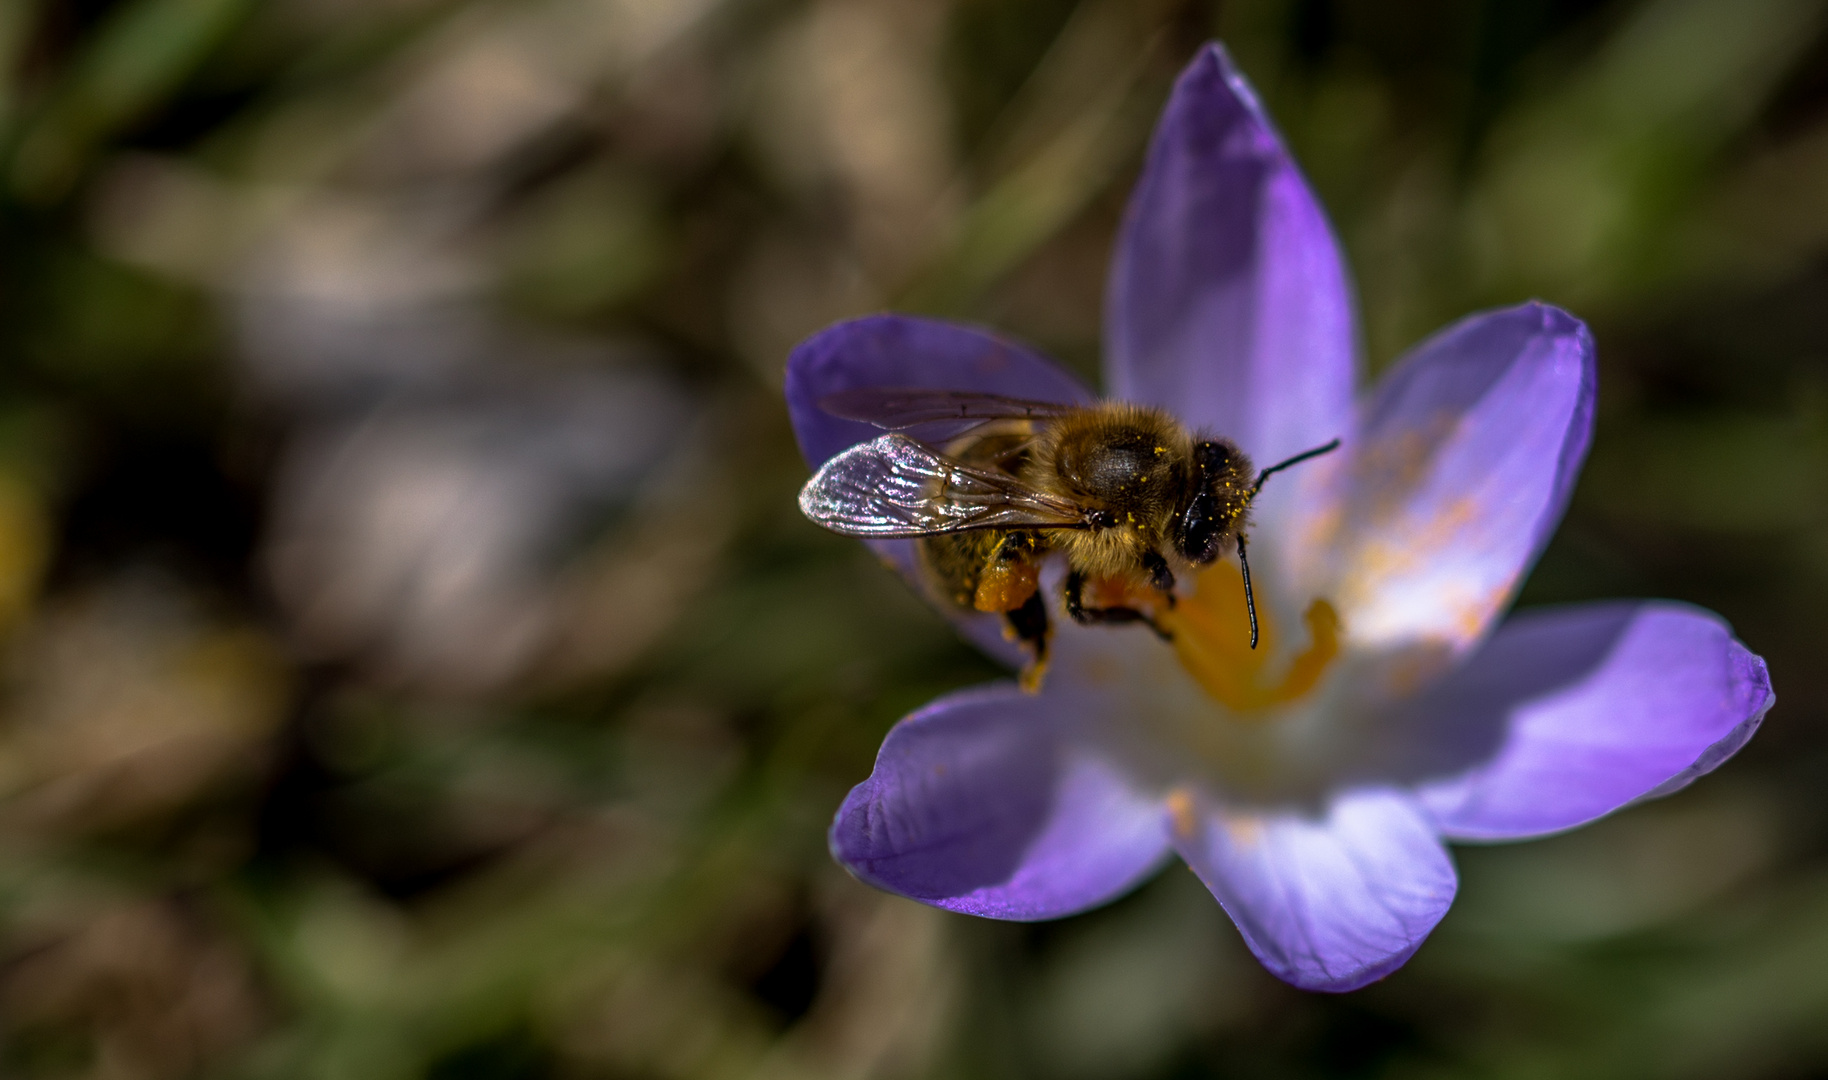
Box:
[799,388,1339,683]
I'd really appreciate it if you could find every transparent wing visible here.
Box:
[818,387,1079,430]
[799,433,1091,537]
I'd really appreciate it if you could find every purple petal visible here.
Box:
[831,683,1170,920]
[1106,43,1357,467]
[1175,787,1456,992]
[1410,601,1773,841]
[1304,302,1595,652]
[786,314,1094,469]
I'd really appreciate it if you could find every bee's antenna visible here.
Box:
[1236,438,1338,649]
[1251,437,1342,496]
[1237,533,1259,650]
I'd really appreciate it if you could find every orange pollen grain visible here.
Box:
[1159,562,1342,714]
[1165,787,1199,840]
[974,559,1039,613]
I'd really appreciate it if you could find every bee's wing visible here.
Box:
[818,387,1078,430]
[800,433,1090,537]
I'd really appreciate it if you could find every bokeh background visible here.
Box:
[0,0,1823,1076]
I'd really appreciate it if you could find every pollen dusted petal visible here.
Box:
[1308,302,1595,654]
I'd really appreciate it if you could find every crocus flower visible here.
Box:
[785,44,1773,992]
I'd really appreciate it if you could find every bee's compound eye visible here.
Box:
[1176,441,1250,562]
[1176,496,1225,563]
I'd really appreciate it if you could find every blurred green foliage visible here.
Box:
[0,0,1823,1077]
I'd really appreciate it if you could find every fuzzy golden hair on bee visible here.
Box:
[1015,405,1184,580]
[1027,404,1191,513]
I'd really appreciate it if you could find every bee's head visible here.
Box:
[1172,439,1254,564]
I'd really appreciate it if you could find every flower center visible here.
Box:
[1159,563,1341,714]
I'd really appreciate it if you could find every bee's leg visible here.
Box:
[1005,590,1050,692]
[1064,570,1173,642]
[974,533,1042,614]
[1064,569,1090,622]
[972,533,1049,690]
[1139,550,1176,607]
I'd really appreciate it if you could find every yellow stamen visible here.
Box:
[1160,562,1341,714]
